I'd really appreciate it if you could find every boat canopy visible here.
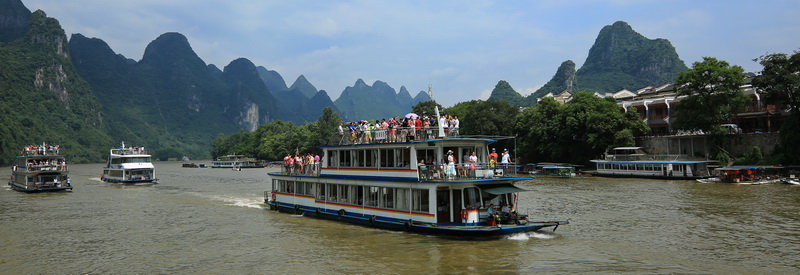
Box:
[476,183,528,195]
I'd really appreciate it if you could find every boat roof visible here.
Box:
[590,160,712,164]
[612,147,643,150]
[716,166,784,170]
[321,136,510,148]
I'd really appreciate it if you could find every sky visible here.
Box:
[23,0,800,107]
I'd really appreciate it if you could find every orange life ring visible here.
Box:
[271,193,276,201]
[461,209,468,220]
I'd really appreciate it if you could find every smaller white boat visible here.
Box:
[102,142,157,184]
[781,178,800,185]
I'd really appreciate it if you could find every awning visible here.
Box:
[475,184,529,195]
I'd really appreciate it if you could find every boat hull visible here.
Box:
[267,200,567,238]
[8,181,72,193]
[101,177,158,185]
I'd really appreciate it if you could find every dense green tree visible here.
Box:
[673,57,750,133]
[514,92,648,165]
[753,51,800,164]
[753,51,800,113]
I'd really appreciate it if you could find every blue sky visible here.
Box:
[24,0,800,107]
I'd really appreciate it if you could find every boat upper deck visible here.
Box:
[110,146,149,156]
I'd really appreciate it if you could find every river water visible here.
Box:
[1,162,799,274]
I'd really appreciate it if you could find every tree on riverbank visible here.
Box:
[211,107,340,160]
[753,51,800,164]
[514,92,648,165]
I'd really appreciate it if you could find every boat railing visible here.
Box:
[417,163,523,181]
[605,154,692,161]
[278,163,322,176]
[331,127,513,145]
[21,164,68,172]
[111,148,149,155]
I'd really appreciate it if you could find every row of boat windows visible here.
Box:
[327,149,412,168]
[103,169,154,177]
[325,147,481,169]
[597,163,686,172]
[109,157,151,164]
[275,180,430,212]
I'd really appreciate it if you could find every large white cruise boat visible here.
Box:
[102,142,157,184]
[265,126,568,238]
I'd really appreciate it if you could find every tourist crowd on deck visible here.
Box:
[337,115,460,144]
[21,144,61,156]
[283,152,321,176]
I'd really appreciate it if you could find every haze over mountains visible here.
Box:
[0,0,688,163]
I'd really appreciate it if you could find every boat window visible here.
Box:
[380,149,395,168]
[381,187,394,209]
[356,186,364,205]
[398,149,410,168]
[416,149,436,164]
[338,150,351,167]
[124,157,151,163]
[347,186,358,204]
[328,183,338,202]
[411,189,429,212]
[317,183,326,200]
[338,185,348,203]
[111,158,122,164]
[327,150,338,168]
[395,188,409,210]
[463,187,481,209]
[367,186,379,207]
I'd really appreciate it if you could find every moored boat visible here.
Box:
[703,166,783,185]
[265,126,568,238]
[589,147,715,180]
[8,144,72,192]
[101,142,157,184]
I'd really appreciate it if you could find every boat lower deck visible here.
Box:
[268,200,567,238]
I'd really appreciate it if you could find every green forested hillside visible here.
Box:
[0,10,112,165]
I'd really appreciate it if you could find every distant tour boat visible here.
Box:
[8,143,72,192]
[211,155,264,169]
[265,125,568,238]
[590,147,715,180]
[101,142,157,184]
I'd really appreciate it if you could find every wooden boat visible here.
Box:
[589,147,715,180]
[8,144,72,192]
[101,142,157,184]
[706,166,782,185]
[265,126,568,238]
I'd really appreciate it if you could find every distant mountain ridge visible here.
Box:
[490,21,687,106]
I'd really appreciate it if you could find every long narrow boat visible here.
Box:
[211,155,264,168]
[8,144,72,192]
[265,127,568,238]
[101,142,157,184]
[589,147,715,180]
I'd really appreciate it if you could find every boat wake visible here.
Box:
[211,195,266,210]
[506,231,558,241]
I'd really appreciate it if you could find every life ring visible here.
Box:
[461,209,468,221]
[271,193,276,201]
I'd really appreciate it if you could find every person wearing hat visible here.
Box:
[501,149,511,175]
[445,150,456,179]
